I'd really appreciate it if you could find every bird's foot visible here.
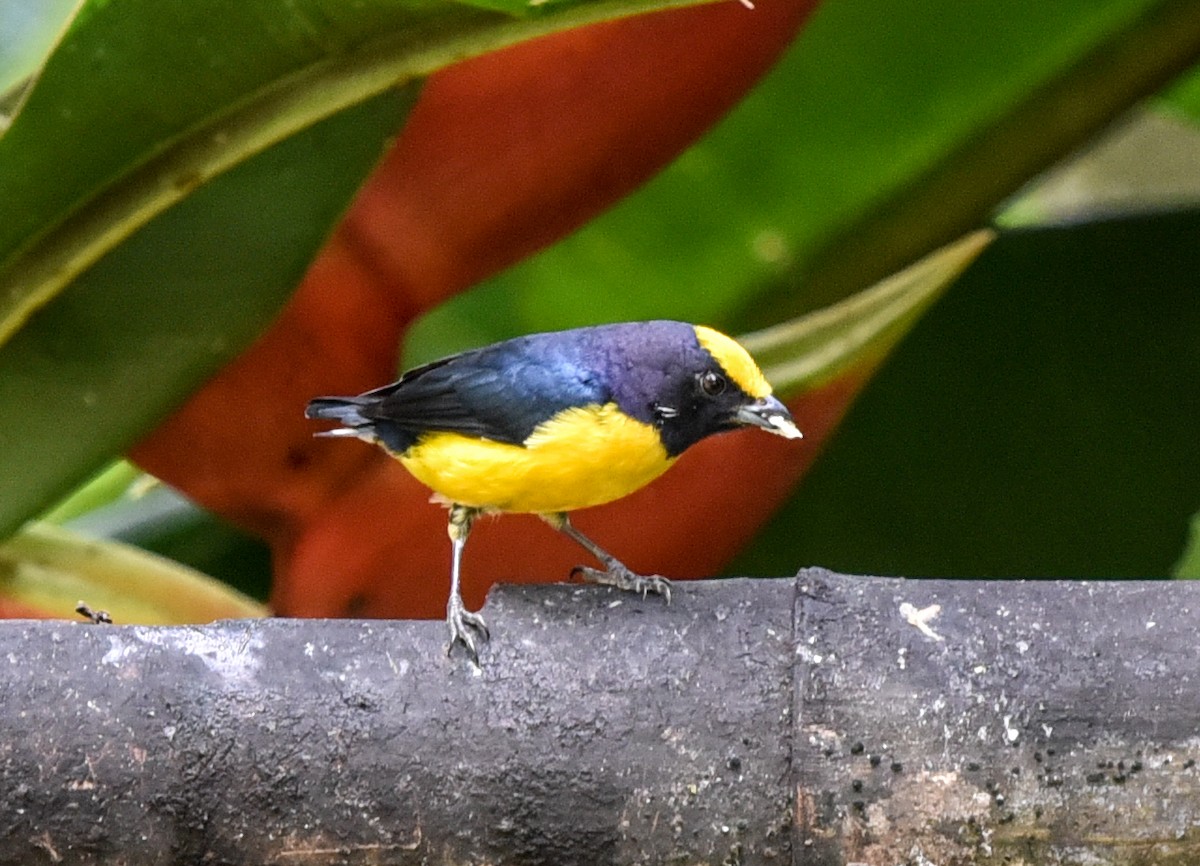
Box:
[446,598,489,665]
[573,563,672,604]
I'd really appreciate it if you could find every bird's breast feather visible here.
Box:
[398,402,674,513]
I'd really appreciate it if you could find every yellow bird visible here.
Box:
[307,321,801,661]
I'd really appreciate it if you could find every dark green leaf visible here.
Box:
[1174,512,1200,578]
[735,211,1200,579]
[1160,60,1200,121]
[0,0,710,344]
[746,231,994,395]
[0,88,413,533]
[0,0,76,97]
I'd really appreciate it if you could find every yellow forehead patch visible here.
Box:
[694,325,771,399]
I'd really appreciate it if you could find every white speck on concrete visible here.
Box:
[1003,714,1020,743]
[101,634,139,666]
[900,602,944,641]
[104,627,264,689]
[795,644,824,665]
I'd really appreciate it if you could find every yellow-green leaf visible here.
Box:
[0,522,266,624]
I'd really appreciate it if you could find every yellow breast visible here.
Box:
[398,403,675,514]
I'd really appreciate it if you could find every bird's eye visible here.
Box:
[699,371,726,396]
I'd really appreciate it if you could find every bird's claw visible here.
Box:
[446,601,489,665]
[572,564,672,604]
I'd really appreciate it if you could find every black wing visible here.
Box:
[358,338,609,448]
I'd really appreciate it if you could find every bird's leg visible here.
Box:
[446,504,489,663]
[542,513,671,603]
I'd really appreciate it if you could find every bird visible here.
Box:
[306,320,802,662]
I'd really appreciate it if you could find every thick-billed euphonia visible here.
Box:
[307,320,801,661]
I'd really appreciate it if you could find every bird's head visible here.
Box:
[639,324,802,457]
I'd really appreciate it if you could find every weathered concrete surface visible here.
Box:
[0,571,1198,865]
[793,571,1200,866]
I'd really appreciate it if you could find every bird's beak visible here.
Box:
[735,395,803,440]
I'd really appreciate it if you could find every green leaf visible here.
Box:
[0,521,266,623]
[1160,60,1200,122]
[0,0,724,538]
[0,0,711,346]
[1174,511,1200,579]
[0,88,413,534]
[37,460,144,525]
[744,231,994,396]
[735,209,1200,579]
[61,485,273,601]
[0,0,76,90]
[997,108,1200,227]
[405,0,1200,361]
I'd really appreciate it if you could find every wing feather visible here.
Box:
[361,340,608,447]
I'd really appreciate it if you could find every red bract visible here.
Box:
[0,601,53,620]
[131,1,826,617]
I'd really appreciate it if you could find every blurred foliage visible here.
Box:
[1175,513,1200,579]
[734,210,1200,579]
[401,0,1200,583]
[1,0,720,535]
[0,521,266,623]
[0,0,76,98]
[3,0,1199,610]
[3,0,748,619]
[1162,62,1200,119]
[0,87,414,531]
[405,0,1200,361]
[64,486,274,602]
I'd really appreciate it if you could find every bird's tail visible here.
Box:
[306,396,368,425]
[305,397,378,442]
[306,396,416,452]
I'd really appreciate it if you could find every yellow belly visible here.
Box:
[398,403,675,513]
